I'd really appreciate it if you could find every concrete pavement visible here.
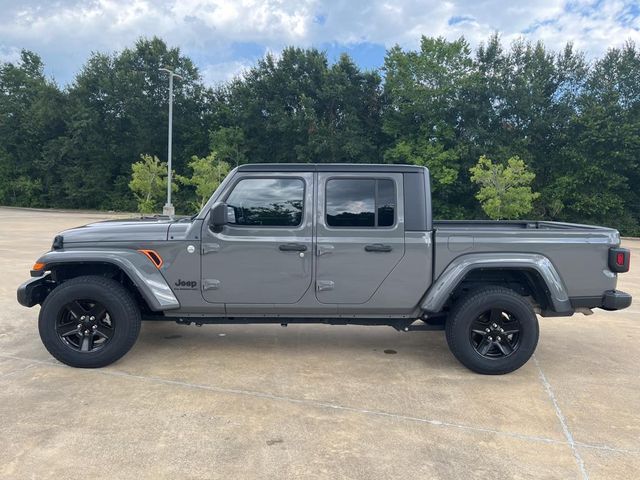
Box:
[0,207,638,479]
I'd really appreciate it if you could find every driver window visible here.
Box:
[225,178,304,227]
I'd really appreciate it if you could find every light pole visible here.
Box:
[159,67,183,217]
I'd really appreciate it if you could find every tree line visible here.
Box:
[0,36,638,233]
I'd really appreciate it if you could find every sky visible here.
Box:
[0,0,639,86]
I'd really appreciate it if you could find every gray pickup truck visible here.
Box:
[18,164,632,374]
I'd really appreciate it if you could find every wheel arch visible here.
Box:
[421,253,572,315]
[35,250,180,312]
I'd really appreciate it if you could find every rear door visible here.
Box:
[315,172,405,304]
[201,172,313,304]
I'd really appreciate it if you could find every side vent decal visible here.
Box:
[138,249,163,269]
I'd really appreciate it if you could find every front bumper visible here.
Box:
[17,273,55,307]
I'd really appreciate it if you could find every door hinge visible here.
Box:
[203,279,221,291]
[317,244,334,256]
[316,280,335,291]
[202,243,220,255]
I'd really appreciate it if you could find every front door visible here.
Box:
[201,172,314,304]
[315,172,405,304]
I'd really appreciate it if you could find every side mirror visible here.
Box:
[209,202,228,231]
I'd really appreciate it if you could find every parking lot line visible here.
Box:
[534,355,589,480]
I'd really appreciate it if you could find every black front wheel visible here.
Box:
[39,276,141,368]
[445,286,539,374]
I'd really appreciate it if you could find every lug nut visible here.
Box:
[90,316,95,321]
[92,325,98,330]
[492,323,497,328]
[84,329,90,335]
[488,336,493,341]
[80,316,86,320]
[497,336,501,341]
[485,328,490,333]
[500,328,504,332]
[77,324,82,329]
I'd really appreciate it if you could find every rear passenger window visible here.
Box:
[326,179,396,228]
[226,178,304,227]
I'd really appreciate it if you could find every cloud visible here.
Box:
[0,0,638,85]
[518,0,640,55]
[201,59,253,85]
[0,45,21,64]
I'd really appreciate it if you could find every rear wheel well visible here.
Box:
[447,268,552,313]
[48,263,153,315]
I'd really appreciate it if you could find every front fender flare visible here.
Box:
[36,249,180,311]
[421,253,571,314]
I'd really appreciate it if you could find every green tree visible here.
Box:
[382,36,473,217]
[469,155,540,220]
[217,48,384,164]
[61,37,213,211]
[312,53,384,163]
[129,154,173,213]
[1,35,639,235]
[178,153,230,211]
[210,126,248,167]
[0,50,67,206]
[546,42,640,233]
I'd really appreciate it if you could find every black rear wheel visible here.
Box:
[446,286,539,374]
[39,276,141,368]
[469,308,522,358]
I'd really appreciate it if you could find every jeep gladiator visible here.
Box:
[17,164,632,374]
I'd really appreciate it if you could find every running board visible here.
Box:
[142,315,444,331]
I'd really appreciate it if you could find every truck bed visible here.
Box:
[433,220,620,299]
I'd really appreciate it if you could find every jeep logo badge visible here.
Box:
[174,279,197,290]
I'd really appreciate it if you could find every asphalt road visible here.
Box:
[0,207,638,479]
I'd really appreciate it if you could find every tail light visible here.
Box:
[609,247,630,273]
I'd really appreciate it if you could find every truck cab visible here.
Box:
[173,164,433,318]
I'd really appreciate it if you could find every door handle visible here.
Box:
[279,243,308,252]
[364,244,392,252]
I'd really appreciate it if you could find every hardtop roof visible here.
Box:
[236,163,426,173]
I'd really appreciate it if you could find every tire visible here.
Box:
[38,275,141,368]
[445,286,539,375]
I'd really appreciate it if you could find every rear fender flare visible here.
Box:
[421,253,571,314]
[36,249,180,311]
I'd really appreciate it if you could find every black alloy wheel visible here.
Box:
[469,308,521,358]
[56,300,114,353]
